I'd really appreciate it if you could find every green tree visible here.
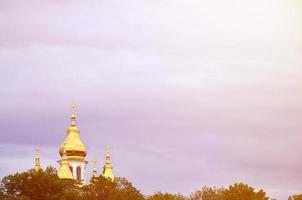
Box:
[147,192,187,200]
[115,177,145,200]
[61,187,84,200]
[82,176,144,200]
[82,176,117,200]
[289,194,302,200]
[0,166,78,200]
[190,186,224,200]
[221,183,269,200]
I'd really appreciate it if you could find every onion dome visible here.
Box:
[59,104,87,160]
[102,145,115,181]
[58,150,74,179]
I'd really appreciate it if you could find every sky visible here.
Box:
[0,0,302,199]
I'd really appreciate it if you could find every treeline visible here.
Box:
[0,167,301,200]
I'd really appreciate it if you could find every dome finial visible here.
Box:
[92,159,98,178]
[34,146,41,172]
[71,103,77,113]
[106,144,110,154]
[70,103,77,126]
[105,144,111,164]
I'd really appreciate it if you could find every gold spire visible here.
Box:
[71,103,76,127]
[102,145,115,181]
[58,150,74,180]
[105,145,111,165]
[92,159,98,178]
[59,103,87,160]
[34,146,41,172]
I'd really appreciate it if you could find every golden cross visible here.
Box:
[92,159,98,168]
[106,144,110,154]
[35,146,40,157]
[71,103,77,113]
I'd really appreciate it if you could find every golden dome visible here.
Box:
[59,109,87,160]
[102,145,115,181]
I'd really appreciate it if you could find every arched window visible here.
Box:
[76,166,81,181]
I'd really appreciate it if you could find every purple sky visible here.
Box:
[0,0,302,199]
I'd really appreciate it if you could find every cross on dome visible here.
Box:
[106,144,110,154]
[35,146,40,157]
[92,159,99,168]
[71,103,77,113]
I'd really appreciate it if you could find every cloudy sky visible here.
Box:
[0,0,302,199]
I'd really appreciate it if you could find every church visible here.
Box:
[34,105,115,182]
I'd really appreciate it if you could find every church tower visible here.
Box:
[102,145,115,181]
[58,104,88,182]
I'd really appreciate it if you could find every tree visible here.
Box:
[221,183,269,200]
[190,186,224,200]
[289,194,302,200]
[0,166,78,200]
[115,177,145,200]
[147,192,187,200]
[82,176,144,200]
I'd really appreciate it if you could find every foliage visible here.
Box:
[147,192,187,200]
[190,186,224,200]
[82,176,144,200]
[0,168,145,200]
[0,167,77,200]
[1,168,276,200]
[190,183,270,200]
[115,177,145,200]
[221,183,269,200]
[289,194,302,200]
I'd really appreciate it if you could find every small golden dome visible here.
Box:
[102,145,114,181]
[59,107,87,159]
